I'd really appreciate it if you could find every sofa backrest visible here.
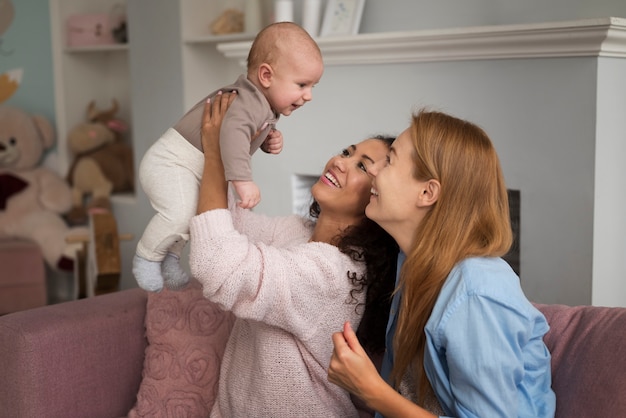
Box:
[535,303,626,417]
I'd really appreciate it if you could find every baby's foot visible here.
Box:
[132,254,164,292]
[162,252,190,291]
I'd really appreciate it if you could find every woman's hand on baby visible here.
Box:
[197,91,237,213]
[261,129,284,154]
[201,90,237,155]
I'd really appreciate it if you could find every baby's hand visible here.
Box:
[232,180,261,209]
[261,129,283,155]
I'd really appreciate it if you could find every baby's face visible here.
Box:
[266,52,324,116]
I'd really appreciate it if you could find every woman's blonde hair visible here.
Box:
[390,109,513,404]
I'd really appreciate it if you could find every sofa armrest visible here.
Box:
[0,288,148,418]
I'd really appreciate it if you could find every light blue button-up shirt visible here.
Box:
[375,256,556,418]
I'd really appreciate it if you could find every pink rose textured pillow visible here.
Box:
[128,279,234,418]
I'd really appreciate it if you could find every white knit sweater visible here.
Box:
[189,204,365,418]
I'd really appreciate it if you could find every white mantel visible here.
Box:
[214,17,626,65]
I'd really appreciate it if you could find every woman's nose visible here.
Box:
[333,156,347,172]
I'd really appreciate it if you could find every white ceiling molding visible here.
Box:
[208,17,626,66]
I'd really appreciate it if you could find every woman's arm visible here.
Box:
[190,214,360,340]
[329,322,437,418]
[197,91,236,214]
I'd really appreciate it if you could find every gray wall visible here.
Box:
[358,0,626,32]
[116,0,185,289]
[0,2,55,127]
[252,57,601,305]
[121,0,626,306]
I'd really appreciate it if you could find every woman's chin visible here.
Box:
[365,201,377,219]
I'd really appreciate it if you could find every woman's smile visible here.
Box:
[321,170,341,188]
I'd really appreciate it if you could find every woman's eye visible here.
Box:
[357,162,367,172]
[340,149,350,157]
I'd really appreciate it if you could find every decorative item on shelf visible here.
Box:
[66,13,115,47]
[65,99,134,226]
[273,0,294,23]
[320,0,366,37]
[110,3,128,43]
[112,20,127,43]
[302,0,322,37]
[244,0,263,34]
[0,105,83,274]
[210,8,244,35]
[65,3,128,47]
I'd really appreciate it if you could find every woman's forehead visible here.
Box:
[391,130,412,154]
[355,138,389,159]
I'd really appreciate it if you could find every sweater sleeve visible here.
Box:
[189,209,363,341]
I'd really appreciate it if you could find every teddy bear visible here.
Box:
[0,105,83,272]
[65,99,134,226]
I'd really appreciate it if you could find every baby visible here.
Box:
[133,22,324,292]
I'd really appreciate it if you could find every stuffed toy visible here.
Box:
[65,99,134,225]
[0,105,82,272]
[210,8,244,34]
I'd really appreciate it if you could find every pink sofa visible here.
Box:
[0,239,47,314]
[1,288,625,417]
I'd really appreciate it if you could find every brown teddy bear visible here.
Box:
[0,105,83,272]
[65,99,134,225]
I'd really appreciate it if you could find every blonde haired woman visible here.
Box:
[329,110,556,417]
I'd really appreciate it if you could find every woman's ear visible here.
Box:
[258,63,273,88]
[417,179,440,208]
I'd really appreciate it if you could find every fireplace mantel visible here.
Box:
[210,17,626,66]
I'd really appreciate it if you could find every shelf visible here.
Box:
[64,43,129,54]
[184,32,255,45]
[217,17,626,66]
[111,192,136,205]
[49,0,132,176]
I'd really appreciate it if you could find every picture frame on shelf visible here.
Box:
[319,0,365,37]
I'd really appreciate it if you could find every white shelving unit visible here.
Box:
[183,32,256,44]
[49,0,131,181]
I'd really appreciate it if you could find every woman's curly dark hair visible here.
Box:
[308,135,399,355]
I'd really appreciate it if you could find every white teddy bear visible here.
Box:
[0,105,82,271]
